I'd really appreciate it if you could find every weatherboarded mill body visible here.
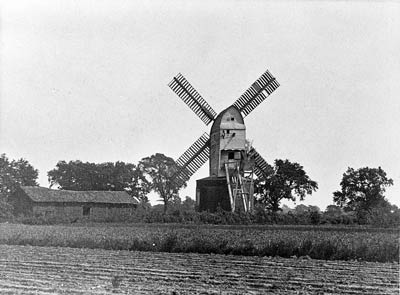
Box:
[12,186,139,221]
[168,70,279,213]
[197,106,253,212]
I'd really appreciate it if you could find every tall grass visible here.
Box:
[0,223,398,262]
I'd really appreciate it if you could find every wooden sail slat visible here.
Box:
[173,133,210,186]
[168,74,217,125]
[233,70,280,117]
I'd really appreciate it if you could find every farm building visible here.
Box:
[11,186,139,221]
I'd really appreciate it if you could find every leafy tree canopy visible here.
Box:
[0,154,39,217]
[48,160,150,202]
[138,153,186,213]
[255,159,318,213]
[325,205,342,214]
[333,166,393,213]
[294,204,310,214]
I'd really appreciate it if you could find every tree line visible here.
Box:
[0,153,397,225]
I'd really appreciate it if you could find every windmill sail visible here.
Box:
[233,70,280,117]
[168,73,217,125]
[173,133,210,186]
[249,147,273,179]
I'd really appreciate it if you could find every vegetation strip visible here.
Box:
[0,223,398,262]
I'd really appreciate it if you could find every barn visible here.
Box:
[12,186,139,221]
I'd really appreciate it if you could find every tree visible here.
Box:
[48,160,150,201]
[0,154,39,218]
[280,204,292,214]
[325,205,342,215]
[126,167,151,203]
[294,204,309,214]
[367,200,400,226]
[138,153,186,213]
[333,167,393,222]
[254,159,318,213]
[181,196,196,212]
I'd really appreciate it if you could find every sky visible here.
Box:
[1,0,399,210]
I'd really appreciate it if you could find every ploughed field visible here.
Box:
[0,244,398,294]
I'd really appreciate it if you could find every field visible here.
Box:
[0,223,398,262]
[0,244,398,294]
[0,223,398,294]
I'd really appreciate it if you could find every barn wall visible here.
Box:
[32,203,136,221]
[90,205,135,221]
[33,204,82,219]
[11,189,33,216]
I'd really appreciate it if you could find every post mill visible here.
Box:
[168,70,279,212]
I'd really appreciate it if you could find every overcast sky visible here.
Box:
[1,0,399,210]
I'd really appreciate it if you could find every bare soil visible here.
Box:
[0,245,398,294]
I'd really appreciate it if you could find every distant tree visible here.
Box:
[294,204,309,214]
[333,167,393,222]
[280,204,292,214]
[308,205,321,213]
[291,205,321,224]
[367,200,400,226]
[126,167,151,203]
[48,160,150,201]
[254,159,318,213]
[181,196,196,211]
[325,205,342,215]
[0,154,38,218]
[170,195,182,206]
[138,153,186,213]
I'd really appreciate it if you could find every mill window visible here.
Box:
[228,152,235,160]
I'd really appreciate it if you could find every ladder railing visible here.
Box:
[225,163,235,212]
[225,161,253,213]
[242,168,254,211]
[237,174,248,212]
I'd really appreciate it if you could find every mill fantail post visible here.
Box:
[168,70,279,212]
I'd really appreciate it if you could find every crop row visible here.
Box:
[0,223,398,262]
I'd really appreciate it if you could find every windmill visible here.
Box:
[168,70,279,212]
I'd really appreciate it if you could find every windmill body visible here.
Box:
[210,106,246,178]
[168,70,279,212]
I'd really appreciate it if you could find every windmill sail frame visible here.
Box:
[173,132,210,186]
[233,70,280,117]
[168,73,217,125]
[249,147,273,179]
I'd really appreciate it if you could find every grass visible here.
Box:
[0,222,398,262]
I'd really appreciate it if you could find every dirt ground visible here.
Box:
[0,245,398,294]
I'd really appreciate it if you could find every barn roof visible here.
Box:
[20,186,139,205]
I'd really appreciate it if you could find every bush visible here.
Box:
[309,211,321,225]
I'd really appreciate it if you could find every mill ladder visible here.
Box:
[225,162,251,212]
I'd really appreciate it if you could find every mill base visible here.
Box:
[196,177,231,212]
